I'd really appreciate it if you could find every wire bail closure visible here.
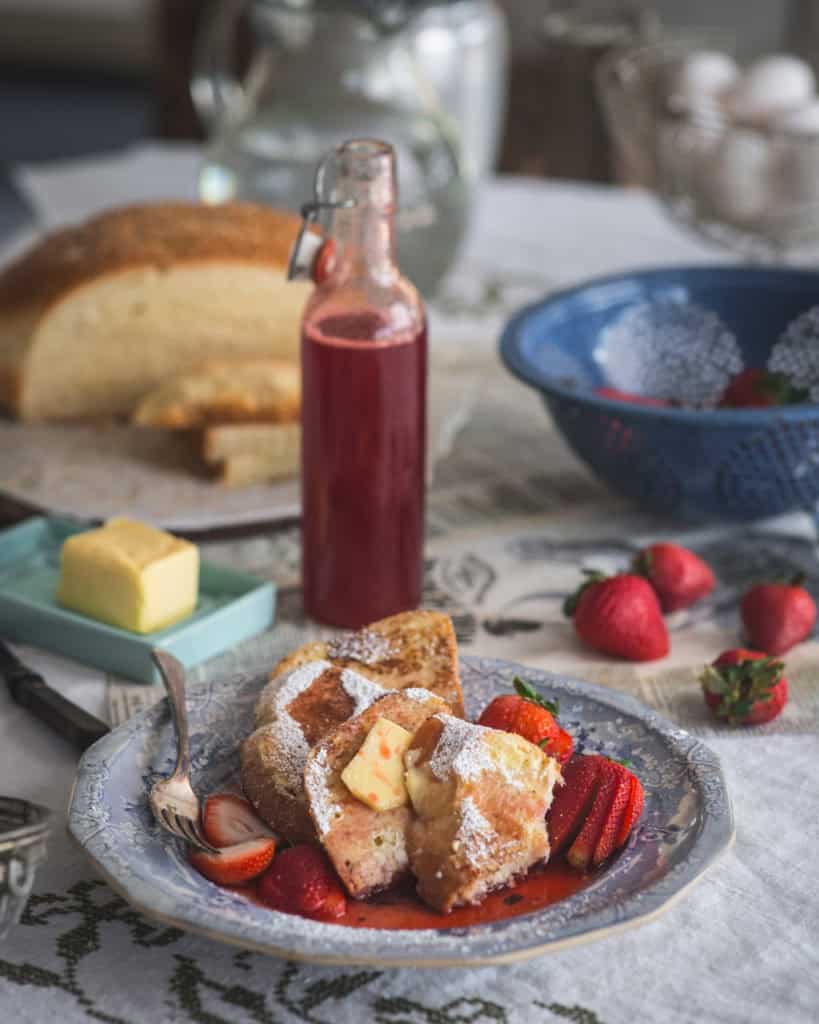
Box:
[287,149,357,283]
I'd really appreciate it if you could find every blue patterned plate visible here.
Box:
[68,657,734,966]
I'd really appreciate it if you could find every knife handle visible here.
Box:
[8,670,110,751]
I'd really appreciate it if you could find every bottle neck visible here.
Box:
[321,138,400,287]
[330,204,397,285]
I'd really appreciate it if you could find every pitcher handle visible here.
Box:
[190,0,248,130]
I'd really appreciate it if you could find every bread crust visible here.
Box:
[240,664,387,842]
[0,203,301,318]
[271,611,465,718]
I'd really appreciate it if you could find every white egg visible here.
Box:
[771,101,819,135]
[730,55,815,123]
[700,130,772,224]
[670,51,740,104]
[777,155,819,214]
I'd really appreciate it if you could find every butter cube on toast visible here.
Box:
[341,717,414,812]
[305,689,450,899]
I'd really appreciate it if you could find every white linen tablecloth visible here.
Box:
[1,149,817,1024]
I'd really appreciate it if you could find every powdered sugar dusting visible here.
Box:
[265,660,332,797]
[455,796,497,868]
[327,629,396,666]
[428,714,525,789]
[429,715,494,782]
[403,687,438,704]
[304,746,340,837]
[340,669,385,716]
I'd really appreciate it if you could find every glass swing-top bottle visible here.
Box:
[290,139,426,629]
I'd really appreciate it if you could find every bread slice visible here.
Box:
[0,203,312,420]
[271,611,464,718]
[240,661,386,842]
[133,359,300,428]
[201,422,300,486]
[304,689,450,899]
[404,714,562,912]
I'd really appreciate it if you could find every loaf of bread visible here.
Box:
[0,203,311,421]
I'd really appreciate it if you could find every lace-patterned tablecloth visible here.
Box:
[2,164,818,1023]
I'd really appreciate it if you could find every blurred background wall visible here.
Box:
[0,0,814,174]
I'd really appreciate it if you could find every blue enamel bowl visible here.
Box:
[500,265,819,522]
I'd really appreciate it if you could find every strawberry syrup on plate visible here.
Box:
[231,859,592,930]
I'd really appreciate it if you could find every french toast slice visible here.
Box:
[133,359,301,428]
[305,689,450,899]
[271,610,464,718]
[404,714,562,913]
[241,661,386,842]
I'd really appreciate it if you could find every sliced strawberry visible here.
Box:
[591,765,632,867]
[615,775,645,850]
[202,793,275,849]
[189,837,276,886]
[567,760,621,870]
[547,755,601,854]
[257,844,347,921]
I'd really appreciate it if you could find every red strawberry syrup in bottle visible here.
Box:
[298,140,426,628]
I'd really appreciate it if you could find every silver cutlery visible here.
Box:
[0,640,109,751]
[148,649,219,855]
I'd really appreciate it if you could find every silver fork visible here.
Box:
[148,649,220,855]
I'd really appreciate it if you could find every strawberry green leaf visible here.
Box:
[607,755,632,769]
[632,550,653,579]
[701,656,784,722]
[513,676,559,716]
[562,569,608,618]
[758,371,809,405]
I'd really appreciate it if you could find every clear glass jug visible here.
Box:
[191,0,471,295]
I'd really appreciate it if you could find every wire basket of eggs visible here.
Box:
[598,41,819,262]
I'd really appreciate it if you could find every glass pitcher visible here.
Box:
[191,0,471,295]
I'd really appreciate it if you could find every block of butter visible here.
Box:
[57,517,199,634]
[340,717,414,812]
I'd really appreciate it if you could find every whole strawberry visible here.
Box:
[700,648,788,725]
[633,542,715,613]
[719,368,807,408]
[741,575,816,655]
[257,844,346,921]
[563,571,669,662]
[478,677,573,764]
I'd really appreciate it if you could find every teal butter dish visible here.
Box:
[0,517,275,683]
